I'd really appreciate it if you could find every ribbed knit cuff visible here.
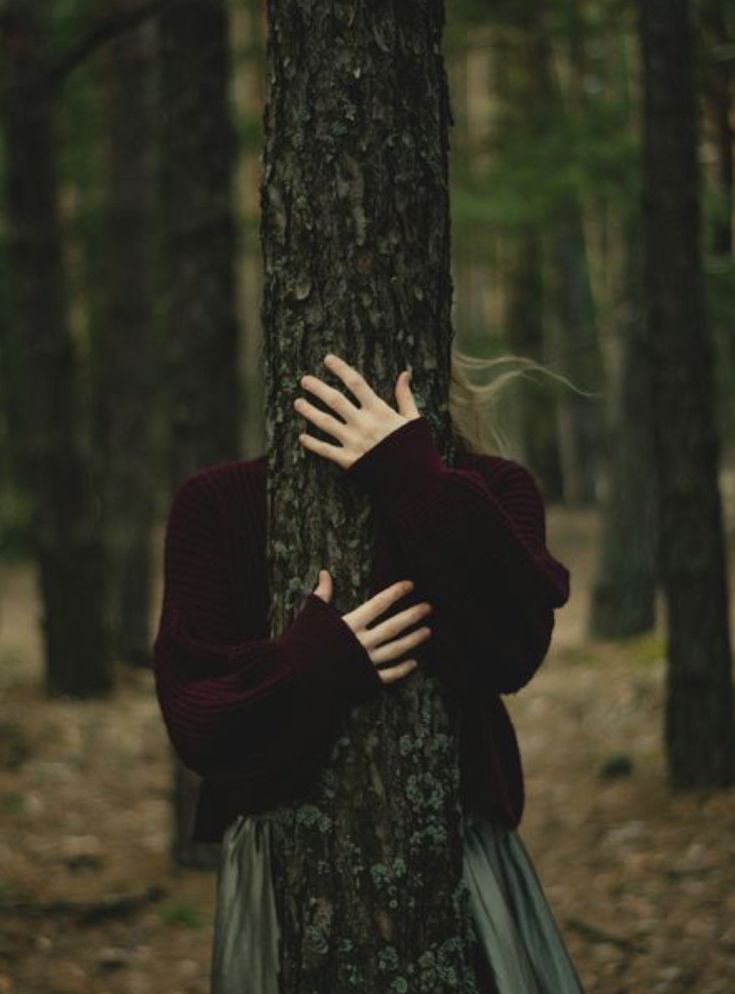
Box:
[278,592,383,704]
[344,416,446,507]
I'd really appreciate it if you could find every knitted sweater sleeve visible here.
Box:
[344,417,571,695]
[152,473,382,782]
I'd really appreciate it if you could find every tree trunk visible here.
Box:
[0,0,110,697]
[262,1,480,990]
[504,229,563,497]
[589,210,659,638]
[639,0,735,786]
[700,0,733,257]
[97,0,157,666]
[158,0,240,485]
[494,13,563,496]
[157,0,239,867]
[547,1,606,506]
[549,205,605,505]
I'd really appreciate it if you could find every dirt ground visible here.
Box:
[1,504,734,994]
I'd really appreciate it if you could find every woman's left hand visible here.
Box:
[294,353,422,470]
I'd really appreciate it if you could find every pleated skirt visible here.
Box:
[210,808,586,994]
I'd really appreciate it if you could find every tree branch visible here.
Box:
[47,0,167,86]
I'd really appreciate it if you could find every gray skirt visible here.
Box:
[210,808,586,994]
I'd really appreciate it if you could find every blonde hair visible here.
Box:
[448,342,597,457]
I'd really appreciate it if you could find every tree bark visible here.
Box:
[639,0,735,786]
[97,0,157,666]
[262,1,480,990]
[157,0,239,867]
[0,0,110,697]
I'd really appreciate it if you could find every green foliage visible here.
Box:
[159,902,206,928]
[598,754,634,779]
[1,792,26,814]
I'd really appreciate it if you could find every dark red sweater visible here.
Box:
[152,416,570,843]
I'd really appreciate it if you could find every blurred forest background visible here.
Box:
[0,0,734,993]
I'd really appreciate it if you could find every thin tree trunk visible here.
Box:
[504,229,563,497]
[548,0,606,505]
[0,0,110,697]
[589,211,659,638]
[639,0,735,786]
[97,0,157,666]
[157,0,239,867]
[700,0,733,257]
[262,1,480,990]
[550,203,605,504]
[494,13,563,496]
[158,0,240,485]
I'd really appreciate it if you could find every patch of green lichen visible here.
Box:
[295,803,332,833]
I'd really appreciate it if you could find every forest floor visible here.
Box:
[0,504,734,994]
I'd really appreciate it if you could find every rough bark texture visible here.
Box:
[97,0,157,666]
[0,0,110,697]
[261,1,481,991]
[640,0,735,786]
[157,0,239,866]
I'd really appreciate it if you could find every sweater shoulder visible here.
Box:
[171,454,267,520]
[455,449,543,498]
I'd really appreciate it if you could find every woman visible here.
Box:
[153,348,586,993]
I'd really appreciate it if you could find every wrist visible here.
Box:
[344,416,445,506]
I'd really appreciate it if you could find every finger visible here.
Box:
[300,374,361,422]
[395,370,421,420]
[377,659,418,685]
[299,432,351,469]
[362,601,432,648]
[313,567,333,602]
[368,625,432,665]
[343,579,414,631]
[294,397,350,441]
[323,353,379,408]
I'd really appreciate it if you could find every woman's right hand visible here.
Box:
[313,569,432,685]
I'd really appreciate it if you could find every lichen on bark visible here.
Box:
[261,1,480,990]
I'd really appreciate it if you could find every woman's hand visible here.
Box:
[313,570,432,685]
[294,353,422,470]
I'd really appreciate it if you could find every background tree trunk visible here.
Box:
[546,0,606,506]
[550,206,605,504]
[157,0,240,867]
[589,211,659,638]
[262,1,480,990]
[639,0,735,786]
[494,12,563,496]
[97,0,157,667]
[0,0,110,697]
[504,228,563,495]
[158,0,240,485]
[700,0,733,258]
